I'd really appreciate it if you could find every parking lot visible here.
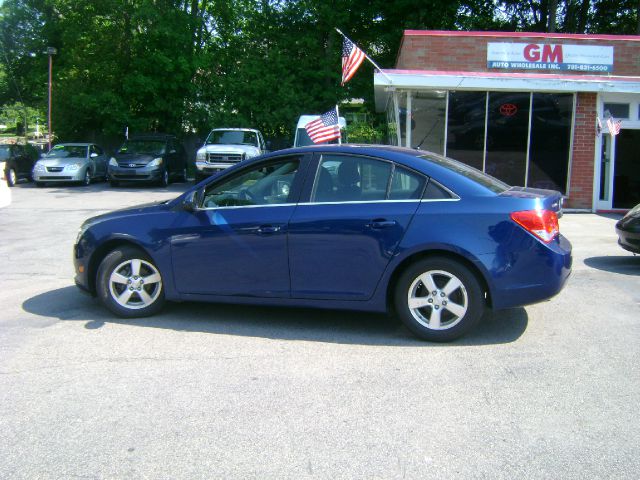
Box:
[1,181,639,479]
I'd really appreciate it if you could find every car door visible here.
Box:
[170,155,308,297]
[288,153,425,300]
[12,145,28,178]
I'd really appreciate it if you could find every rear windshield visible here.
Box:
[418,153,510,194]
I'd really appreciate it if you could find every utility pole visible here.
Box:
[46,47,57,150]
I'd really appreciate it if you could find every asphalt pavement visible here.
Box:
[0,181,638,479]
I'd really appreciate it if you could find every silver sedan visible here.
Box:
[32,143,109,187]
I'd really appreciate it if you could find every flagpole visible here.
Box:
[335,28,393,84]
[335,105,342,144]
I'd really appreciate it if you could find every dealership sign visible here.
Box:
[487,43,614,73]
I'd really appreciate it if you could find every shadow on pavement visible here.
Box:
[583,255,640,276]
[22,286,528,347]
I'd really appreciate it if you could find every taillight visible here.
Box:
[510,209,559,243]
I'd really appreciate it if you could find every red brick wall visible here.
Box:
[397,31,640,76]
[566,92,597,209]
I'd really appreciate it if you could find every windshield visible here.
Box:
[418,153,510,193]
[118,140,166,155]
[0,146,10,160]
[206,130,258,146]
[46,145,88,158]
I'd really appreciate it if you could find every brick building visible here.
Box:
[374,31,640,211]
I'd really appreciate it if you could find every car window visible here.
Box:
[423,179,456,200]
[312,155,392,202]
[47,145,88,158]
[0,146,10,160]
[90,145,102,156]
[389,166,426,200]
[202,158,300,208]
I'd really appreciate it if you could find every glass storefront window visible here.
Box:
[446,91,486,171]
[410,91,446,154]
[528,94,573,192]
[485,92,530,187]
[603,103,630,119]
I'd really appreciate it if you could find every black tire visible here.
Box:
[159,169,169,187]
[82,169,91,186]
[6,168,17,187]
[110,180,119,187]
[394,257,484,342]
[96,246,165,318]
[180,167,187,182]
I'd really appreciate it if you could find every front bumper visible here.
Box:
[33,167,86,182]
[616,225,640,254]
[195,161,235,177]
[73,241,94,295]
[109,165,163,183]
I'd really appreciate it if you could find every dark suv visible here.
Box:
[0,143,40,186]
[108,134,187,187]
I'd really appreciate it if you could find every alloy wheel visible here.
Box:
[108,258,162,310]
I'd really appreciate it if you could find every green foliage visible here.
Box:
[345,122,384,144]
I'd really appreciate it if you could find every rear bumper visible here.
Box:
[483,233,573,310]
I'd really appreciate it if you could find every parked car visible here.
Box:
[74,145,572,342]
[32,143,108,187]
[293,114,347,147]
[194,128,266,182]
[109,134,187,187]
[0,143,39,186]
[615,203,640,254]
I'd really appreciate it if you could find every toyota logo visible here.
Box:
[500,103,518,117]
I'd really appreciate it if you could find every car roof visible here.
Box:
[209,128,260,133]
[53,143,93,147]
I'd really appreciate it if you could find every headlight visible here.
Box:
[33,163,45,172]
[148,158,163,167]
[67,163,82,171]
[196,150,206,161]
[109,157,118,167]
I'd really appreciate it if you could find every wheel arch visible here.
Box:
[386,249,494,312]
[87,238,153,295]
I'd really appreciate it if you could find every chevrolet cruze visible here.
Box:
[74,145,572,341]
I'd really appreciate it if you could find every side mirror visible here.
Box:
[90,152,98,158]
[170,149,177,154]
[183,190,200,212]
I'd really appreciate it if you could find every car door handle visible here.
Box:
[257,225,282,234]
[367,219,397,229]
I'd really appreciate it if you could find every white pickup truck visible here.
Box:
[194,128,267,182]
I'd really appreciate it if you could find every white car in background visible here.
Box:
[194,128,267,182]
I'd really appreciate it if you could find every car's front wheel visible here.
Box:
[81,169,91,186]
[394,257,484,342]
[6,168,17,187]
[96,246,165,318]
[159,169,169,187]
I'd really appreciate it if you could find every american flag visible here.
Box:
[606,116,622,136]
[341,37,365,85]
[305,108,341,144]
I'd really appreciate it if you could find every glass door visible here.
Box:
[612,129,640,209]
[596,134,614,210]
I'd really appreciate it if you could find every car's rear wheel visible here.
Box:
[96,246,165,318]
[7,168,17,187]
[394,257,484,342]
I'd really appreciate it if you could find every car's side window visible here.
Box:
[312,155,392,203]
[389,167,426,200]
[423,179,455,200]
[202,158,300,208]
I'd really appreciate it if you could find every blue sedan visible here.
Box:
[74,145,572,341]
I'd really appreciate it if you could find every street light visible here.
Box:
[46,47,57,150]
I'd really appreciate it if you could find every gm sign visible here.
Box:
[487,42,613,73]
